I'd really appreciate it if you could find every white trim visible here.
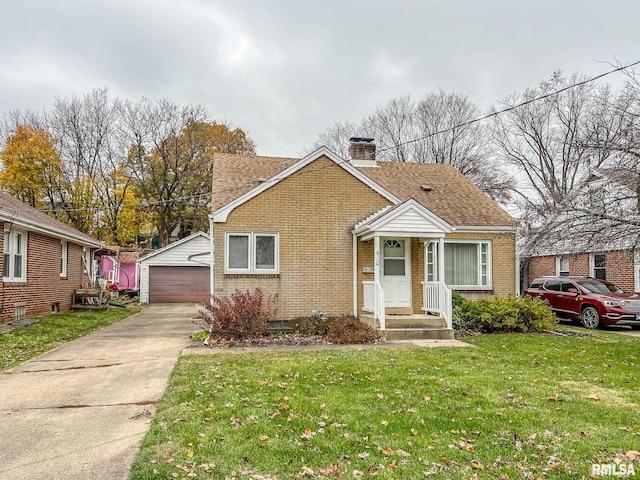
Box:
[3,229,27,282]
[443,239,493,290]
[60,240,68,277]
[224,231,279,274]
[352,233,357,316]
[353,199,452,238]
[137,231,210,263]
[0,214,101,248]
[209,217,215,304]
[452,225,516,232]
[211,147,400,223]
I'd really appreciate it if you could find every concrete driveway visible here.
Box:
[0,304,202,480]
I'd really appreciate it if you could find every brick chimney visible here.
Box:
[348,137,377,167]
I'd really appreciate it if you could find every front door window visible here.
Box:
[383,239,405,276]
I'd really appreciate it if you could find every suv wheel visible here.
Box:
[581,306,600,329]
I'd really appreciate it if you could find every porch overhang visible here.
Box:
[352,198,452,240]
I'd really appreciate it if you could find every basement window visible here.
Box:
[14,307,26,322]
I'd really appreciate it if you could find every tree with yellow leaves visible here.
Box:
[0,125,63,208]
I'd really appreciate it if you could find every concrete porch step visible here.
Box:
[381,327,455,341]
[385,315,446,328]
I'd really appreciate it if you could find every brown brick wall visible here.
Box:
[214,156,518,319]
[527,250,636,292]
[0,223,91,324]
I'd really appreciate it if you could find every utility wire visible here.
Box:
[4,59,640,217]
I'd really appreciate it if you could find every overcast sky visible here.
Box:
[0,0,638,157]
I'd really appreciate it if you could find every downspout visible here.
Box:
[352,233,357,317]
[209,215,215,306]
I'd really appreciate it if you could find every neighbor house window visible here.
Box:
[225,232,279,274]
[425,241,439,281]
[60,240,68,277]
[443,241,491,289]
[591,253,606,280]
[3,229,27,282]
[556,255,570,277]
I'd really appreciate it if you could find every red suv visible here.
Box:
[525,276,640,329]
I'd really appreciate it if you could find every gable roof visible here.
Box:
[0,192,101,247]
[138,231,210,263]
[212,153,300,211]
[212,147,400,222]
[358,162,514,227]
[211,148,514,228]
[353,198,453,239]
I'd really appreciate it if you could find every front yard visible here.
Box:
[130,329,640,479]
[0,306,141,371]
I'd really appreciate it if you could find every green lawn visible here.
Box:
[0,306,141,371]
[130,329,640,479]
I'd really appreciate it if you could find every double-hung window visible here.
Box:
[556,255,570,277]
[225,232,279,274]
[443,240,491,289]
[3,229,27,282]
[425,240,492,289]
[591,253,606,280]
[60,240,68,277]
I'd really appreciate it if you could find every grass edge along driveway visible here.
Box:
[130,329,640,479]
[0,306,142,371]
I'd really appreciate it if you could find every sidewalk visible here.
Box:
[0,304,202,480]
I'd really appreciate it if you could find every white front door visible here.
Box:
[381,238,412,307]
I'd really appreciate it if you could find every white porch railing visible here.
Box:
[422,281,452,329]
[362,280,386,330]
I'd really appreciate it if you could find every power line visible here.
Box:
[4,59,640,217]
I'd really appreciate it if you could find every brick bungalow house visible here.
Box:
[209,140,517,338]
[521,168,639,293]
[0,193,102,324]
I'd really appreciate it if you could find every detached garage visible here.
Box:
[139,232,211,304]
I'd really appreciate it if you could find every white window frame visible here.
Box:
[442,240,492,290]
[60,240,68,277]
[224,231,279,274]
[556,255,570,277]
[3,229,27,282]
[590,252,606,280]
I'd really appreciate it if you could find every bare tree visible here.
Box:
[309,91,514,201]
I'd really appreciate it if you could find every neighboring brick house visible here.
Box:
[209,140,517,338]
[521,168,639,293]
[0,193,102,325]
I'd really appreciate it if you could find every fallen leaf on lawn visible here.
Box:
[471,460,485,470]
[187,449,194,458]
[279,403,289,411]
[387,460,398,470]
[396,449,410,457]
[331,423,347,428]
[410,428,419,436]
[547,396,557,402]
[259,435,269,441]
[357,452,370,459]
[465,443,475,453]
[619,426,634,432]
[587,393,600,400]
[297,465,315,477]
[381,446,395,456]
[377,393,384,400]
[352,470,364,479]
[381,420,389,426]
[424,395,431,403]
[625,450,640,460]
